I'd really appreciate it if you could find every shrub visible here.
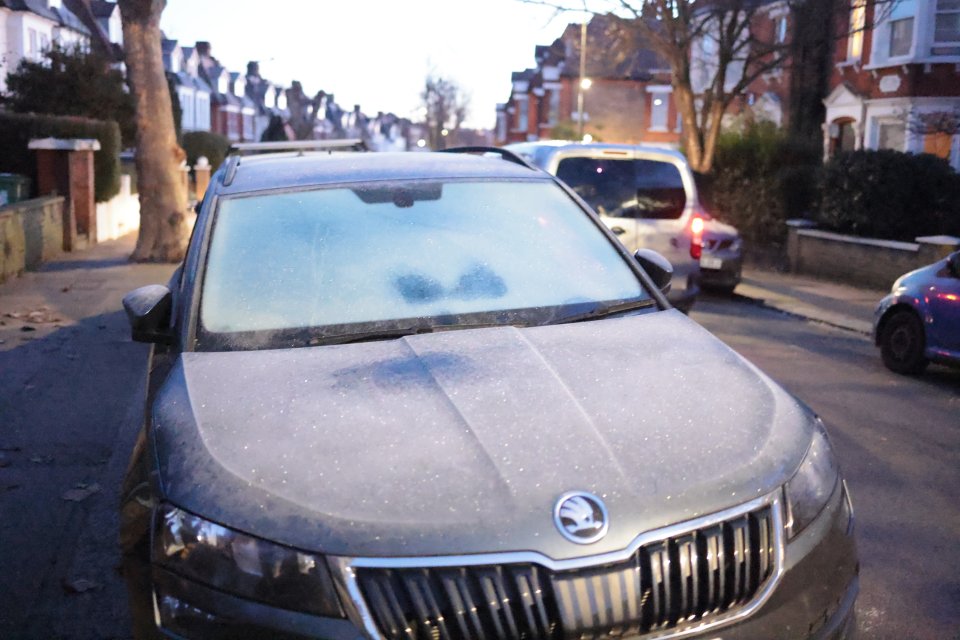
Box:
[0,112,121,202]
[817,150,960,240]
[709,122,821,247]
[181,131,230,174]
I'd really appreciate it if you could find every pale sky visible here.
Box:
[160,0,584,129]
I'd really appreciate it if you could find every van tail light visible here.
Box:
[689,215,705,260]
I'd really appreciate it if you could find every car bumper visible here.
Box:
[147,482,857,640]
[700,251,743,291]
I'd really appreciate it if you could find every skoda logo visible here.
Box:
[554,491,608,544]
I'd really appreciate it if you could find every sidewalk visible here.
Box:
[0,233,176,637]
[734,267,889,336]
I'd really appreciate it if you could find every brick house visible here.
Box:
[823,0,960,169]
[195,41,248,142]
[496,15,681,148]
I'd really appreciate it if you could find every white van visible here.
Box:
[506,141,703,311]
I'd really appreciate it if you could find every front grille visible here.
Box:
[354,506,777,640]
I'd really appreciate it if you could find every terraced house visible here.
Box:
[495,15,681,148]
[824,0,960,168]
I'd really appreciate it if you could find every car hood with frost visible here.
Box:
[152,309,813,559]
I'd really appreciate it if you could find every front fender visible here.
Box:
[873,293,928,345]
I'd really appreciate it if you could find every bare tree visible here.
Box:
[422,75,469,150]
[521,0,893,173]
[119,0,189,262]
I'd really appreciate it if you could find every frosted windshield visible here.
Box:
[200,180,646,335]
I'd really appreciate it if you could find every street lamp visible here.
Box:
[577,19,589,140]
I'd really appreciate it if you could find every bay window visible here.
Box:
[933,0,960,55]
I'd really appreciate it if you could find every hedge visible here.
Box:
[181,131,230,174]
[0,112,121,203]
[817,150,960,241]
[706,123,821,247]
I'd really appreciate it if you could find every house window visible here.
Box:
[923,132,953,159]
[889,17,914,56]
[933,0,960,55]
[547,90,560,126]
[848,0,866,59]
[650,93,669,131]
[876,120,905,150]
[517,101,528,131]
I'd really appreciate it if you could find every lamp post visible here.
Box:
[577,19,588,140]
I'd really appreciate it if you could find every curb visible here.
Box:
[729,289,873,337]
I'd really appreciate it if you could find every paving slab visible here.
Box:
[734,268,889,336]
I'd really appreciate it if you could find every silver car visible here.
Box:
[119,145,857,640]
[505,142,703,312]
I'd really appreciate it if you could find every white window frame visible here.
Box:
[932,0,960,54]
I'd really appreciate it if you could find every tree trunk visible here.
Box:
[120,0,188,262]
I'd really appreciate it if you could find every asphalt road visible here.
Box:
[692,293,960,640]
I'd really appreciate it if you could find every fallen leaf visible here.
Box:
[61,287,71,293]
[20,326,36,332]
[63,578,102,594]
[62,483,101,502]
[5,312,22,319]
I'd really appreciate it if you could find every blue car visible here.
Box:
[874,250,960,374]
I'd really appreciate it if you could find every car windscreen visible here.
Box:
[197,179,648,350]
[556,157,687,220]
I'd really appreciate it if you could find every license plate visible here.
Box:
[700,256,722,269]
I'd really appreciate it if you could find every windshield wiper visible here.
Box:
[555,299,653,324]
[317,321,509,346]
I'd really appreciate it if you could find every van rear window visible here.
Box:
[556,158,687,220]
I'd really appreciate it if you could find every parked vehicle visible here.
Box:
[700,218,743,294]
[120,142,857,640]
[874,250,960,374]
[505,141,703,312]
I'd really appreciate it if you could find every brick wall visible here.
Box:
[786,224,960,289]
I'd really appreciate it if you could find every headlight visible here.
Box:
[784,419,840,538]
[154,504,344,618]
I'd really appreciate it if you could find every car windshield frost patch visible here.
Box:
[200,180,645,336]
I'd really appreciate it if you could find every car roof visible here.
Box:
[506,141,689,163]
[215,151,547,195]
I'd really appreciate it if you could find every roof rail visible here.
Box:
[439,146,537,170]
[228,139,367,156]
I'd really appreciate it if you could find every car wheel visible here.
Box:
[880,310,928,375]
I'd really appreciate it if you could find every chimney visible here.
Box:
[196,41,211,58]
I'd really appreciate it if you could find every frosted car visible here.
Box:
[874,250,960,374]
[119,144,858,640]
[505,142,704,312]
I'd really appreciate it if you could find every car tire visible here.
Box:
[880,310,928,375]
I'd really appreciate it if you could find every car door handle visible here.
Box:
[611,226,626,236]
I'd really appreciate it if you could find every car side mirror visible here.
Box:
[122,285,173,344]
[634,249,673,295]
